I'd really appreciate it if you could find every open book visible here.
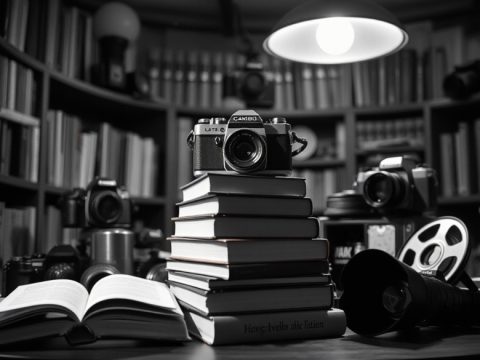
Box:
[0,274,190,345]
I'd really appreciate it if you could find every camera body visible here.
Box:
[443,60,480,100]
[61,177,131,228]
[355,156,437,215]
[188,110,297,176]
[3,245,82,295]
[223,58,274,108]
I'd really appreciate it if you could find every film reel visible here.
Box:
[397,216,473,287]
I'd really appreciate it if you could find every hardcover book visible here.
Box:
[0,274,190,345]
[167,237,329,264]
[166,259,330,280]
[177,194,312,218]
[167,271,331,291]
[180,173,307,202]
[169,281,334,315]
[172,215,319,239]
[182,303,346,345]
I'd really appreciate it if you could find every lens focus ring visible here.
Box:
[224,130,267,173]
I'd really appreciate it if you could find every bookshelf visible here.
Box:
[1,0,480,272]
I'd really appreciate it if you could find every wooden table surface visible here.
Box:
[1,327,480,360]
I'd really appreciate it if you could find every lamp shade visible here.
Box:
[263,0,408,64]
[93,2,141,41]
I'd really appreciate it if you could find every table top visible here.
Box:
[1,327,480,360]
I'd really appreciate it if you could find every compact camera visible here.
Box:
[355,156,438,215]
[60,177,132,228]
[187,109,307,176]
[223,56,274,108]
[443,60,480,100]
[3,245,82,295]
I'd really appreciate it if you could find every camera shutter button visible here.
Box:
[198,118,210,124]
[271,117,286,124]
[212,117,227,124]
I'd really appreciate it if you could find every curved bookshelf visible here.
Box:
[0,174,38,191]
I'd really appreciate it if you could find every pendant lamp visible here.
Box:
[263,0,408,64]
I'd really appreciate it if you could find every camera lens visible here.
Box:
[363,172,405,208]
[224,130,267,173]
[241,72,265,98]
[90,191,122,225]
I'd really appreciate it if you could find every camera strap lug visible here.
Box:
[187,130,194,150]
[291,131,308,157]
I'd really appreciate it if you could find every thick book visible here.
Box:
[172,215,319,239]
[177,194,313,218]
[166,259,330,280]
[0,274,190,345]
[182,304,346,345]
[167,237,329,264]
[169,281,334,315]
[181,173,307,202]
[167,270,331,291]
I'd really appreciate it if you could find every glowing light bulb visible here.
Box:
[315,18,355,56]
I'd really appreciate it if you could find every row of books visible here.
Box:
[439,119,480,197]
[0,56,38,119]
[356,117,424,151]
[0,203,36,268]
[293,168,345,215]
[167,173,346,345]
[0,113,39,181]
[0,0,95,80]
[146,47,351,111]
[45,110,159,196]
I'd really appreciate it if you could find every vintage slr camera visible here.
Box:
[223,55,274,108]
[187,109,307,176]
[3,245,81,295]
[355,156,437,215]
[443,60,480,100]
[60,177,131,228]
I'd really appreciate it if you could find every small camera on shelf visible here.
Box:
[187,109,307,177]
[443,60,480,100]
[60,177,132,229]
[355,156,438,215]
[3,245,82,296]
[223,54,275,108]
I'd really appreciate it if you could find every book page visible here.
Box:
[84,274,180,318]
[0,280,88,322]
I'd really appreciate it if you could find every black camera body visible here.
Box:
[443,60,480,100]
[223,59,274,108]
[3,245,82,295]
[188,110,300,176]
[355,156,437,215]
[61,177,131,228]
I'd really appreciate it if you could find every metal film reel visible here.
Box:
[397,216,471,285]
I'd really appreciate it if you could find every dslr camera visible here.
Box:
[223,55,274,108]
[3,245,82,295]
[443,60,480,100]
[187,109,307,176]
[355,156,437,215]
[60,177,132,228]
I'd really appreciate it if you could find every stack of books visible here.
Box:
[167,173,346,345]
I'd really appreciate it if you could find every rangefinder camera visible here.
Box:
[355,156,438,214]
[187,110,307,176]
